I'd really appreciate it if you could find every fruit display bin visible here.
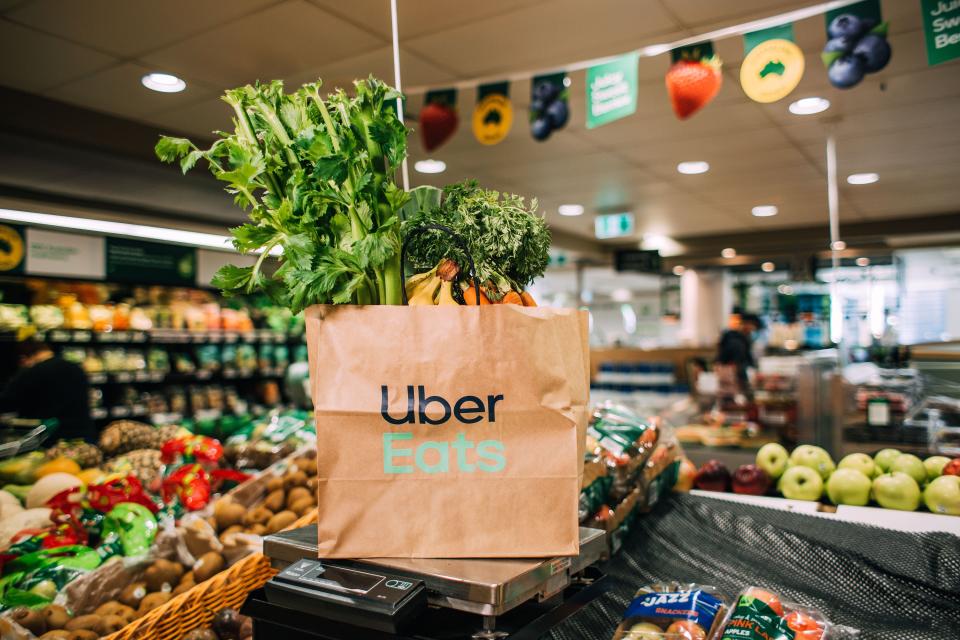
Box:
[100,509,318,640]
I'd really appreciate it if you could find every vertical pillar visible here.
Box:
[680,269,732,346]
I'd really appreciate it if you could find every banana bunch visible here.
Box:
[406,259,460,306]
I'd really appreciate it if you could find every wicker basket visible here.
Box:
[100,511,320,639]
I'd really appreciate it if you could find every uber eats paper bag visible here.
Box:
[305,304,589,558]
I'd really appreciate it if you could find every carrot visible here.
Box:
[463,285,491,305]
[501,291,523,305]
[520,291,537,307]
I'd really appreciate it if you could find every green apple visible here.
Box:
[891,454,927,485]
[627,622,664,639]
[838,453,876,479]
[874,448,902,473]
[872,472,921,511]
[780,465,824,501]
[923,456,951,482]
[788,445,835,479]
[826,469,872,506]
[756,443,790,479]
[923,475,960,516]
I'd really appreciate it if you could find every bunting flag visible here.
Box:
[472,82,512,145]
[529,72,569,141]
[665,42,722,119]
[420,88,458,151]
[740,23,805,103]
[586,52,638,129]
[921,0,960,66]
[822,0,891,89]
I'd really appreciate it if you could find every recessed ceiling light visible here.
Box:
[672,265,686,276]
[558,204,584,216]
[414,159,446,174]
[789,97,830,115]
[752,205,778,217]
[677,161,709,175]
[141,72,186,93]
[721,247,736,259]
[831,240,847,251]
[847,172,879,185]
[856,257,870,267]
[761,261,776,272]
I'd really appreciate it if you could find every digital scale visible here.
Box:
[245,525,608,639]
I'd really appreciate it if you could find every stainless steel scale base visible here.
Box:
[263,525,606,632]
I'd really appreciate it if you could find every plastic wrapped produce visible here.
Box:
[613,582,727,640]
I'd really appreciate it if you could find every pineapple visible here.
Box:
[46,440,103,468]
[105,449,163,487]
[98,420,162,456]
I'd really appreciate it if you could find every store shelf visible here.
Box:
[0,328,305,345]
[86,367,288,386]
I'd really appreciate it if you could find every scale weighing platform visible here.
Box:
[244,525,608,639]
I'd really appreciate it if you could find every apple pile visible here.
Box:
[689,444,960,515]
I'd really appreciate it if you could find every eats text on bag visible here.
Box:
[380,385,506,474]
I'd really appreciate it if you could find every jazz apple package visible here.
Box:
[612,582,726,639]
[714,587,857,640]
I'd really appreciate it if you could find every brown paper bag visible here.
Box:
[305,304,589,558]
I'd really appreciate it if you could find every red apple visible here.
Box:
[732,464,772,495]
[744,587,784,616]
[666,620,706,640]
[785,611,820,633]
[694,460,731,492]
[674,457,698,492]
[943,458,960,477]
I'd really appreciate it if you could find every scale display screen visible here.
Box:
[296,563,384,594]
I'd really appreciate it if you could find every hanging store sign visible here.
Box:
[106,237,196,286]
[594,212,635,240]
[922,0,960,65]
[25,228,103,279]
[740,24,805,103]
[472,82,513,145]
[586,53,638,129]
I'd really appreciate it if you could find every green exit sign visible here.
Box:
[594,212,634,239]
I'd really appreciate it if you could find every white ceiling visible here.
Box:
[1,0,958,246]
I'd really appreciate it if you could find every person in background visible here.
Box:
[716,313,763,396]
[0,342,94,442]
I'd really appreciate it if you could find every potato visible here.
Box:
[68,631,98,640]
[283,471,307,491]
[242,506,272,527]
[11,607,46,635]
[290,497,315,517]
[263,489,284,512]
[285,486,312,508]
[213,500,245,531]
[219,524,244,543]
[172,580,196,596]
[306,476,319,493]
[119,581,148,608]
[193,551,225,583]
[42,604,72,630]
[265,476,284,493]
[64,615,101,632]
[38,632,71,640]
[144,559,184,592]
[97,614,127,635]
[94,602,124,617]
[137,592,172,616]
[246,523,267,536]
[293,457,317,477]
[179,570,195,585]
[266,510,297,534]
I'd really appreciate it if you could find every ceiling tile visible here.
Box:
[140,1,382,87]
[148,97,234,139]
[6,0,280,57]
[283,46,456,94]
[44,62,218,122]
[0,19,114,92]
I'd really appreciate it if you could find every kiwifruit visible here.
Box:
[193,551,225,583]
[67,631,98,640]
[94,602,122,617]
[137,592,172,615]
[64,615,101,632]
[144,558,184,592]
[290,497,315,517]
[283,470,307,490]
[213,500,246,530]
[265,476,284,493]
[242,506,273,527]
[172,580,196,596]
[246,523,267,536]
[306,476,319,493]
[111,603,136,624]
[266,510,297,534]
[285,486,311,508]
[38,631,71,640]
[263,489,284,512]
[118,581,148,608]
[219,524,244,543]
[97,614,127,635]
[42,604,72,630]
[179,570,195,585]
[11,607,47,635]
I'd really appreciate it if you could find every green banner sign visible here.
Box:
[586,53,638,129]
[106,238,196,286]
[922,0,960,66]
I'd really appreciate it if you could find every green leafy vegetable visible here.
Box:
[155,76,410,311]
[401,180,550,300]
